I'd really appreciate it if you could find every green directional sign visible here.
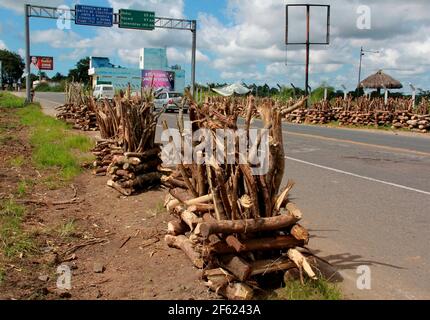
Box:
[119,9,155,30]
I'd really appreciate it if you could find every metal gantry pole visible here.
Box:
[24,4,31,103]
[191,20,197,97]
[305,5,310,101]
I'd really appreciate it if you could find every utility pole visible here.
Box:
[357,47,379,91]
[24,4,31,103]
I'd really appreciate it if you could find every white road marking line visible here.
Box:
[286,156,430,196]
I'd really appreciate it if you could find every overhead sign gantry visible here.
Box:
[24,4,197,103]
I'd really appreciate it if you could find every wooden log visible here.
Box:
[161,175,188,189]
[219,255,252,281]
[165,235,204,269]
[250,259,296,276]
[220,283,254,300]
[287,248,317,280]
[187,204,215,214]
[115,169,135,180]
[166,194,213,212]
[225,235,246,252]
[132,158,162,173]
[107,179,132,196]
[195,210,302,238]
[174,206,202,231]
[203,268,235,284]
[167,219,189,236]
[121,172,161,189]
[206,235,304,254]
[204,269,254,300]
[290,223,309,244]
[124,147,160,159]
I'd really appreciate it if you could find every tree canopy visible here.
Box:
[67,57,90,84]
[0,49,25,85]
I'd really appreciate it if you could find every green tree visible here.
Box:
[67,57,90,84]
[52,72,66,82]
[0,49,24,86]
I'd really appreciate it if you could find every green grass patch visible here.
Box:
[9,155,25,167]
[0,199,35,258]
[0,92,25,108]
[0,267,5,284]
[16,104,93,182]
[57,219,76,238]
[17,179,34,198]
[277,278,342,300]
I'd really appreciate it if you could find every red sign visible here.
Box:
[31,56,54,70]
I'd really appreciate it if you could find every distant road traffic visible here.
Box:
[26,91,430,299]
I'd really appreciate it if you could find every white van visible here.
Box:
[93,85,114,100]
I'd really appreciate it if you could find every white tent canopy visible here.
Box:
[212,82,251,97]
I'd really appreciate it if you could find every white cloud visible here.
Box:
[0,0,64,13]
[0,40,7,50]
[195,0,430,89]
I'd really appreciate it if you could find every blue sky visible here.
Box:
[1,0,430,92]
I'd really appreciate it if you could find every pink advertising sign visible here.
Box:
[142,70,175,91]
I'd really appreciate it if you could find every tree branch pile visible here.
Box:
[90,92,164,195]
[285,97,430,132]
[55,82,99,131]
[162,94,316,300]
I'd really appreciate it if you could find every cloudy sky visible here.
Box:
[0,0,429,92]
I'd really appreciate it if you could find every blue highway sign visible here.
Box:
[75,5,113,27]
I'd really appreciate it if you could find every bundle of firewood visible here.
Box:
[162,95,316,300]
[392,112,430,133]
[283,96,430,133]
[55,103,99,131]
[90,93,164,195]
[55,82,99,131]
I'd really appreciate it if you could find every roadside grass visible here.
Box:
[15,100,93,182]
[9,155,25,167]
[0,199,35,258]
[57,219,76,238]
[276,277,342,300]
[0,92,25,108]
[17,179,34,198]
[0,267,4,284]
[146,201,166,217]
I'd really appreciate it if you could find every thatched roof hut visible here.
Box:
[359,70,403,90]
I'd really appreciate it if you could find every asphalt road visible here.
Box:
[26,92,430,299]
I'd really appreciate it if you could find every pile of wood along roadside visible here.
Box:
[285,97,430,133]
[55,82,99,131]
[90,92,164,195]
[162,95,317,300]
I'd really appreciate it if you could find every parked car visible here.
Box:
[154,91,188,113]
[93,85,114,100]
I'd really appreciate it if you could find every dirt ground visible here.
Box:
[0,107,218,300]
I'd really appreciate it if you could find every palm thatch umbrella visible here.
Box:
[359,70,403,91]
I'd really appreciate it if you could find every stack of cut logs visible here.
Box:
[163,95,316,300]
[56,103,98,131]
[55,82,99,131]
[90,93,164,195]
[285,97,429,133]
